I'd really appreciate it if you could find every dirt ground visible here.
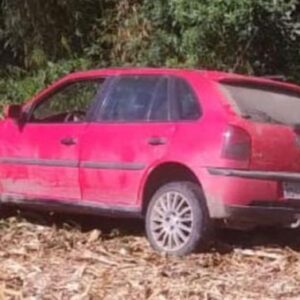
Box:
[0,210,300,300]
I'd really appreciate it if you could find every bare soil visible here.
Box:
[0,210,300,300]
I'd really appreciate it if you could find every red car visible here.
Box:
[1,68,300,255]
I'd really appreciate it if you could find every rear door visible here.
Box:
[0,79,103,201]
[79,75,176,208]
[219,82,300,172]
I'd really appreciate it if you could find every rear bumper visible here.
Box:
[199,167,300,221]
[225,203,300,225]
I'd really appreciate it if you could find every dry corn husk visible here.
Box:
[0,215,300,299]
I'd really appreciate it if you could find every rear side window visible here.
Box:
[220,83,300,125]
[174,78,201,120]
[99,76,169,122]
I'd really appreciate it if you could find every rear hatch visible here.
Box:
[219,80,300,173]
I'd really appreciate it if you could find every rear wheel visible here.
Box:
[145,181,211,256]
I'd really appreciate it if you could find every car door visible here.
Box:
[0,78,104,201]
[80,75,176,209]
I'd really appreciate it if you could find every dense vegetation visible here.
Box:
[1,0,300,104]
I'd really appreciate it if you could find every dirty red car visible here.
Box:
[1,68,300,255]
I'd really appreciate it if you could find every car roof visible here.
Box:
[25,67,300,109]
[64,67,239,79]
[64,68,297,87]
[49,68,300,95]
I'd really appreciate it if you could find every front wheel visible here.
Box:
[145,181,211,256]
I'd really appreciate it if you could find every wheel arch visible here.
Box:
[140,162,205,215]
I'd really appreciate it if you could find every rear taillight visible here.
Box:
[221,125,251,160]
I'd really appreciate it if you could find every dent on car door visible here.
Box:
[0,78,105,201]
[80,75,176,209]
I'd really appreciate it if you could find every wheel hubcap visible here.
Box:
[150,192,193,252]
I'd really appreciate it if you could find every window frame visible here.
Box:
[25,77,108,124]
[94,74,172,124]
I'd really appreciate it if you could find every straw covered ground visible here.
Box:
[0,211,300,300]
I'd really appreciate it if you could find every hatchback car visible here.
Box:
[2,68,300,255]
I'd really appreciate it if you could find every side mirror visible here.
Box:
[3,104,22,120]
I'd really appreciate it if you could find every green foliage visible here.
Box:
[1,0,300,106]
[141,0,300,76]
[85,0,152,67]
[0,58,92,105]
[86,0,300,78]
[0,0,103,69]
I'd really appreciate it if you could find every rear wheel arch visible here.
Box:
[141,162,207,215]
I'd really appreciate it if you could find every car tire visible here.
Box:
[145,181,211,256]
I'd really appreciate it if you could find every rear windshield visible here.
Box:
[220,83,300,126]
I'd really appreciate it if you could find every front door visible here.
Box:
[80,75,176,208]
[0,78,103,201]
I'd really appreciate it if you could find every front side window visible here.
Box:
[174,78,201,120]
[99,76,169,122]
[29,80,104,123]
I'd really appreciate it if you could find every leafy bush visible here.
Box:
[1,0,300,108]
[0,0,103,69]
[83,0,300,79]
[141,0,300,75]
[0,58,92,105]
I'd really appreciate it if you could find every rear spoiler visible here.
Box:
[261,75,287,82]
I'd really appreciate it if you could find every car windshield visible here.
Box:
[220,83,300,126]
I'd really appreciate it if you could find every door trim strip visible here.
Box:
[80,161,145,171]
[0,157,145,170]
[0,157,78,168]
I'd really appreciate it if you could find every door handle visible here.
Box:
[148,136,167,146]
[61,137,77,146]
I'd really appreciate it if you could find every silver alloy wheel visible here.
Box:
[149,191,194,252]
